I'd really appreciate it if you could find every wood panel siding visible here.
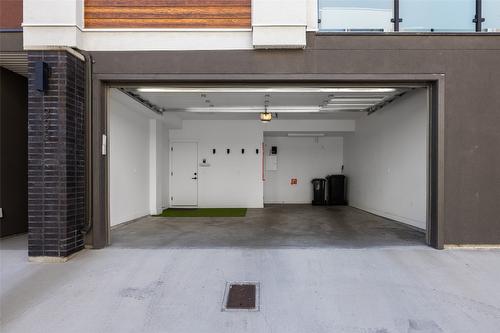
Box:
[0,0,23,30]
[84,0,251,29]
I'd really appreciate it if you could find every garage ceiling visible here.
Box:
[121,85,421,120]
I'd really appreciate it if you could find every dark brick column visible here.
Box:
[27,51,86,258]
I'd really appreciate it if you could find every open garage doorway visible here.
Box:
[105,84,434,248]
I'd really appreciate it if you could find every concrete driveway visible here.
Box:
[1,235,500,333]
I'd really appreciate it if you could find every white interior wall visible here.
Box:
[109,89,170,226]
[162,125,170,210]
[263,136,344,204]
[149,119,166,215]
[169,119,355,208]
[109,92,150,226]
[266,119,355,132]
[343,89,428,229]
[169,120,264,208]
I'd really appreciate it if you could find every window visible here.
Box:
[483,0,500,31]
[319,0,394,32]
[399,0,476,32]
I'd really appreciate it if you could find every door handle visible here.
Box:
[192,177,198,180]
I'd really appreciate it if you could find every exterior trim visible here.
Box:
[96,73,444,81]
[431,77,446,249]
[22,24,81,28]
[91,79,108,247]
[83,28,252,32]
[22,23,252,32]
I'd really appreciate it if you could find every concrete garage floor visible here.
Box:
[2,235,500,333]
[111,205,425,248]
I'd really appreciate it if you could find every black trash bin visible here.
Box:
[326,175,347,205]
[311,178,326,205]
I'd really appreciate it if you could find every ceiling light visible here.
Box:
[183,106,320,113]
[162,106,364,113]
[324,105,375,109]
[321,109,366,113]
[288,133,326,137]
[135,87,398,93]
[323,104,373,108]
[260,112,272,123]
[324,88,397,93]
[328,98,385,103]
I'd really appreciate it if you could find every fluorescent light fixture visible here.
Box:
[328,98,385,103]
[322,105,373,110]
[325,88,396,93]
[183,106,321,113]
[163,106,367,113]
[136,87,398,93]
[321,109,365,112]
[288,133,326,137]
[137,87,326,93]
[325,102,376,106]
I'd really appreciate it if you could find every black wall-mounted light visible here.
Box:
[35,61,49,92]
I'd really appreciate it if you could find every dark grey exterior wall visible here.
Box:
[0,32,23,52]
[27,51,86,257]
[0,67,28,237]
[89,33,500,246]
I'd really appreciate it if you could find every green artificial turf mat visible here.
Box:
[155,208,247,217]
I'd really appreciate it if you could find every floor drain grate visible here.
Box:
[222,282,260,311]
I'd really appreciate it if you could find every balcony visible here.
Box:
[318,0,500,33]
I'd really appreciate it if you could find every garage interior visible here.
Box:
[107,85,429,248]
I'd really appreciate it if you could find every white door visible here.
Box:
[171,142,198,206]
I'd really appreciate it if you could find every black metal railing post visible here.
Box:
[391,0,402,31]
[473,0,485,31]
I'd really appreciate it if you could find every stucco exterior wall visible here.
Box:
[89,33,500,246]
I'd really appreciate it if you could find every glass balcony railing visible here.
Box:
[483,0,500,31]
[318,0,500,32]
[400,0,476,32]
[319,0,394,32]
